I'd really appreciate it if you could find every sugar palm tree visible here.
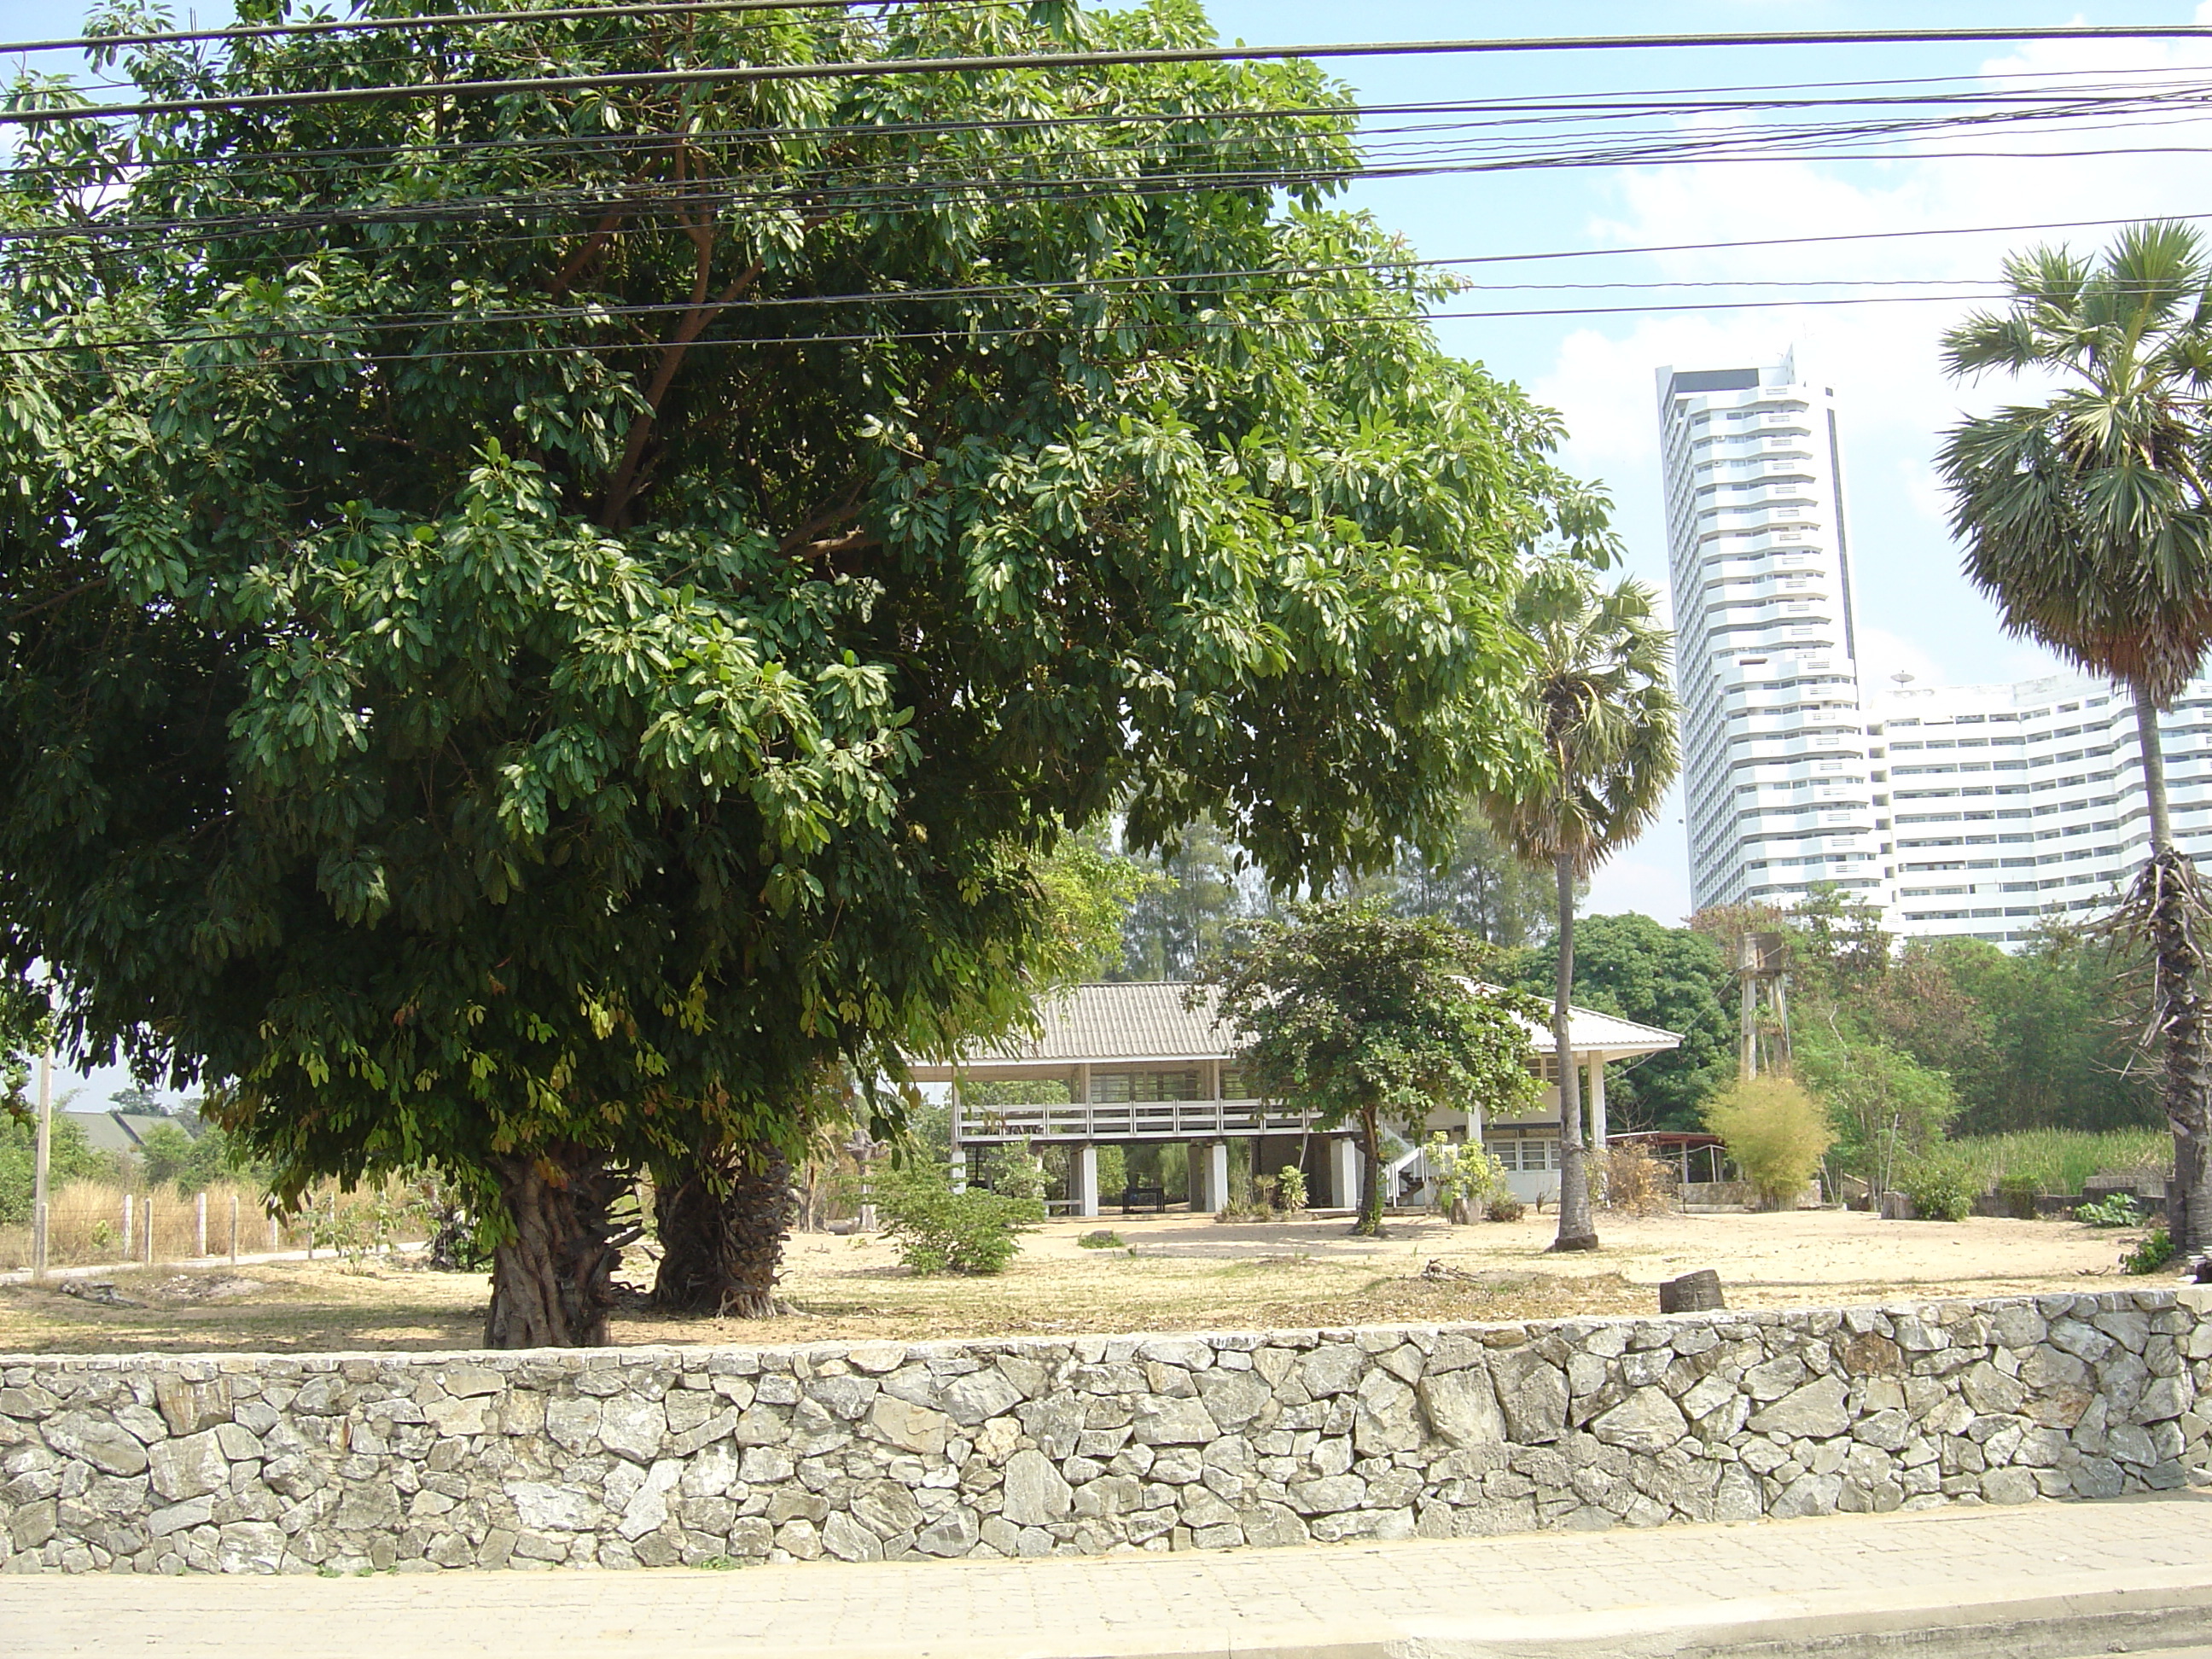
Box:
[1937,219,2212,1254]
[1477,559,1679,1252]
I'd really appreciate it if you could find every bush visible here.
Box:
[981,1145,1048,1202]
[1423,1133,1508,1223]
[1895,1154,1977,1223]
[1275,1166,1308,1214]
[2076,1192,2143,1228]
[1076,1230,1125,1249]
[1595,1146,1676,1217]
[1485,1194,1525,1223]
[2124,1227,2176,1275]
[1701,1076,1833,1210]
[874,1165,1042,1275]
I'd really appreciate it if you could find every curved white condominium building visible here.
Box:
[1657,352,1884,915]
[1659,352,2212,944]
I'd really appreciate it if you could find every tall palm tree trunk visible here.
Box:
[1551,851,1598,1251]
[2133,687,2211,1257]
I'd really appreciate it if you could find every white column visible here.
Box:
[1188,1140,1229,1214]
[1328,1136,1361,1212]
[948,1077,966,1191]
[30,1047,50,1280]
[195,1190,207,1258]
[1074,1144,1100,1219]
[1587,1053,1609,1151]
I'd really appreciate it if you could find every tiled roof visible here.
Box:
[940,981,1679,1068]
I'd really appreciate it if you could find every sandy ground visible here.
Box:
[0,1206,2157,1356]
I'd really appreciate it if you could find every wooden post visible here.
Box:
[230,1193,240,1266]
[195,1191,207,1258]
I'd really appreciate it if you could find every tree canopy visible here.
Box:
[0,2,1611,1339]
[1510,911,1732,1132]
[1196,899,1540,1236]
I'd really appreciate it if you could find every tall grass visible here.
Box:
[1946,1129,2172,1195]
[0,1180,337,1272]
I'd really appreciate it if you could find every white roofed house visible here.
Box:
[902,981,1680,1214]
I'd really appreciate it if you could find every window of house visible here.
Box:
[1089,1070,1202,1103]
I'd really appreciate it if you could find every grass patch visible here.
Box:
[1076,1231,1126,1249]
[1947,1130,2171,1196]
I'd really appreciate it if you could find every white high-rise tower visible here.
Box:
[1657,353,1889,915]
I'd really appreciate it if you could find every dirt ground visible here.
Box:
[0,1206,2161,1357]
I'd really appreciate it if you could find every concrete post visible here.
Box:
[1074,1144,1100,1219]
[120,1193,132,1265]
[1328,1136,1361,1212]
[1187,1140,1230,1214]
[1587,1053,1609,1152]
[195,1190,207,1258]
[30,1048,50,1280]
[230,1193,240,1265]
[948,1077,965,1192]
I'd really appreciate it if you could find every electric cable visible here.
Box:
[9,25,2212,130]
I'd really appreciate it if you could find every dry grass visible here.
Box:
[0,1182,311,1272]
[0,1205,2157,1357]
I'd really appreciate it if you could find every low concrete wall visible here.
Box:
[4,1289,2208,1575]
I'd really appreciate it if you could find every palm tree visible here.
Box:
[1937,220,2212,1255]
[1478,559,1679,1252]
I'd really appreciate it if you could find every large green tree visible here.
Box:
[0,3,1610,1342]
[1512,912,1732,1132]
[1196,900,1540,1237]
[1938,220,2212,1251]
[1476,560,1679,1252]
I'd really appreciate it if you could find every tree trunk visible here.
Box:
[483,1146,637,1348]
[1551,850,1599,1252]
[1353,1106,1385,1237]
[2134,685,2210,1258]
[651,1144,797,1318]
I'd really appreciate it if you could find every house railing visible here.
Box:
[952,1097,1320,1143]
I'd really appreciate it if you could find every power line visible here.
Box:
[9,26,2212,130]
[0,287,2035,369]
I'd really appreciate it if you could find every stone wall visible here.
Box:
[3,1288,2208,1575]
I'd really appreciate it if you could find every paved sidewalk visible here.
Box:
[8,1492,2211,1658]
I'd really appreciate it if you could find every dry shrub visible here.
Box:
[1596,1146,1677,1216]
[1702,1076,1833,1210]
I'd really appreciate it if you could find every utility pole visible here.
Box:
[31,1045,51,1280]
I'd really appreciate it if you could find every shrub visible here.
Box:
[2076,1191,2143,1228]
[1595,1146,1677,1217]
[874,1165,1043,1275]
[1076,1230,1126,1249]
[2124,1227,2176,1275]
[1423,1133,1508,1223]
[1701,1076,1833,1210]
[1485,1194,1526,1223]
[1895,1154,1977,1223]
[981,1145,1048,1202]
[1275,1166,1309,1214]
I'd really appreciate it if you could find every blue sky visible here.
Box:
[13,1,2212,1097]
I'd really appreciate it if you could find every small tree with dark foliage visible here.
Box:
[1197,902,1542,1237]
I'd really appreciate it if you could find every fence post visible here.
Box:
[143,1192,155,1264]
[120,1192,132,1263]
[195,1191,207,1258]
[268,1208,279,1253]
[230,1193,240,1266]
